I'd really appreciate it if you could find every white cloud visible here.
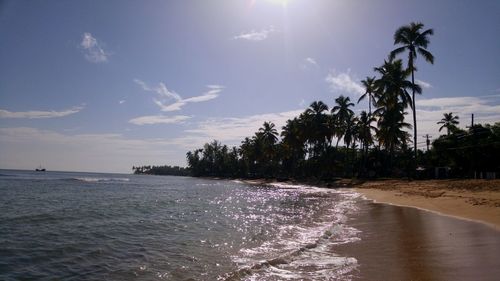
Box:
[417,96,482,108]
[414,95,500,140]
[305,57,318,66]
[0,105,84,119]
[415,79,432,89]
[135,80,223,112]
[129,115,191,125]
[80,32,109,63]
[301,57,319,71]
[119,100,126,104]
[181,109,303,146]
[233,26,276,41]
[325,70,364,96]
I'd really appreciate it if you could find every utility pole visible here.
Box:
[423,134,432,151]
[466,113,475,132]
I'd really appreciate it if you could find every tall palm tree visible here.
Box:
[332,95,355,147]
[390,22,434,162]
[437,112,459,135]
[359,76,377,115]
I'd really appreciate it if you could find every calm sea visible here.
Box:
[0,170,361,280]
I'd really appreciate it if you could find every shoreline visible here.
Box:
[236,177,500,230]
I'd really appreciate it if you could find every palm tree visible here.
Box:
[375,101,412,158]
[281,118,306,174]
[374,59,419,110]
[357,111,377,152]
[359,76,377,115]
[258,121,279,145]
[357,111,377,176]
[332,95,355,147]
[343,114,359,176]
[437,112,459,135]
[390,22,434,162]
[305,100,329,115]
[304,101,330,156]
[343,115,358,150]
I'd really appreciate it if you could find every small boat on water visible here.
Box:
[35,165,46,172]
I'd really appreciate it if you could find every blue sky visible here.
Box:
[1,0,499,173]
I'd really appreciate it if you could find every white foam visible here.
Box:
[73,177,130,183]
[232,188,362,280]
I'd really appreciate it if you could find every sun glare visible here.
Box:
[266,0,290,7]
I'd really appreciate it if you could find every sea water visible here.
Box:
[0,170,361,280]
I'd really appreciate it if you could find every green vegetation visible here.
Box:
[186,112,500,180]
[133,165,190,176]
[185,22,500,180]
[428,122,500,178]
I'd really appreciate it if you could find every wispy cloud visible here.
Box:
[181,109,303,147]
[129,115,191,125]
[305,57,318,66]
[80,32,109,63]
[0,105,84,119]
[119,100,126,104]
[415,79,432,89]
[301,57,319,71]
[134,79,224,112]
[325,70,364,96]
[417,96,482,108]
[233,26,276,41]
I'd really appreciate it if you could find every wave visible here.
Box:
[222,224,359,280]
[71,177,130,183]
[222,189,362,280]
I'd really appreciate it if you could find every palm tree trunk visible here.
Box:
[411,68,418,167]
[368,96,372,116]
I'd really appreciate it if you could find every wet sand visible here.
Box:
[335,199,500,281]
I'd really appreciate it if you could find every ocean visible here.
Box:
[1,170,499,280]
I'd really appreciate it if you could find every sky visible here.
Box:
[0,0,499,173]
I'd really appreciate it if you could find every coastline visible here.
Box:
[355,179,500,230]
[238,178,500,230]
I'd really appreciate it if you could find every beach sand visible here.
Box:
[355,179,500,230]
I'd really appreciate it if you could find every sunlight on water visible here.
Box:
[0,170,362,280]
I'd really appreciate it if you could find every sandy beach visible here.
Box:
[355,179,500,230]
[243,177,500,280]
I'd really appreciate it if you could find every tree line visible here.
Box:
[185,22,500,180]
[132,165,190,176]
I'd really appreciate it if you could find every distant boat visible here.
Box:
[35,165,46,172]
